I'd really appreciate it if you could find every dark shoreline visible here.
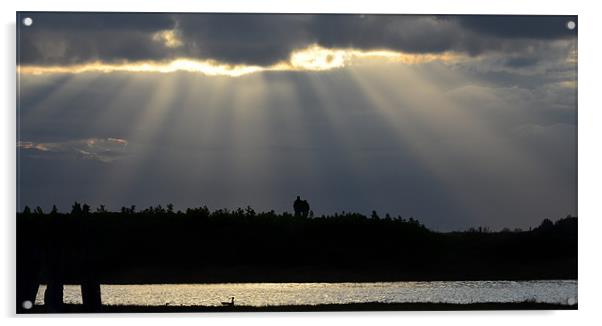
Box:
[100,276,580,285]
[24,302,577,313]
[43,277,579,285]
[18,213,578,284]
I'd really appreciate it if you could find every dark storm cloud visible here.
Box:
[173,14,462,65]
[504,56,540,68]
[456,16,577,39]
[309,15,460,54]
[306,15,575,56]
[22,12,175,31]
[18,12,177,65]
[175,14,312,66]
[18,13,577,66]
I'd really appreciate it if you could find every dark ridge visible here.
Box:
[17,204,577,284]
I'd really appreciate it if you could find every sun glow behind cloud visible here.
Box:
[152,29,184,48]
[17,45,462,77]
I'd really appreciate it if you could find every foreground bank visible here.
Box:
[26,301,577,313]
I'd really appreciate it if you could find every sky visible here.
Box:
[17,13,577,231]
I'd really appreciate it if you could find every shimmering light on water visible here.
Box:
[35,280,577,307]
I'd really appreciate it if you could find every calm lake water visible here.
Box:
[35,280,577,307]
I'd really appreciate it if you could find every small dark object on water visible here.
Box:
[221,297,235,306]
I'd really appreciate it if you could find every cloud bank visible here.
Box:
[18,13,577,68]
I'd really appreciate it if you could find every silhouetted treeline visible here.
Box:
[17,204,577,285]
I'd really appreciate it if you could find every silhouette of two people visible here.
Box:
[293,196,310,218]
